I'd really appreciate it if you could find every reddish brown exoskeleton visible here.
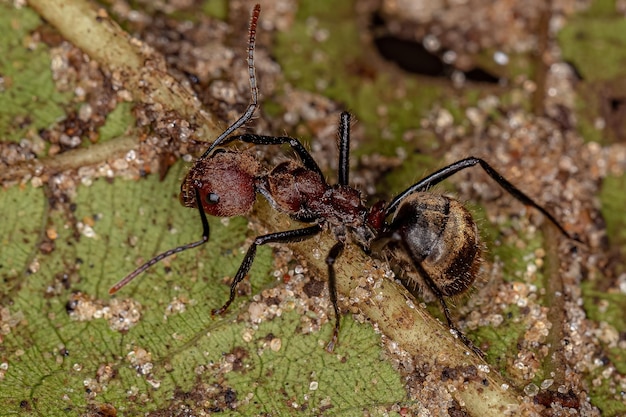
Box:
[111,4,575,355]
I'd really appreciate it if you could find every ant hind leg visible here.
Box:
[411,259,485,357]
[385,157,573,239]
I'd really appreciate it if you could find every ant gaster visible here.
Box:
[110,4,573,355]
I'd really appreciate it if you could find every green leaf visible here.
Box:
[0,4,71,143]
[0,162,407,415]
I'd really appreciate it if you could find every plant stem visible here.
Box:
[258,202,523,417]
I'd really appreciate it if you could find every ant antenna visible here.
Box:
[200,3,261,159]
[110,5,261,295]
[109,188,209,295]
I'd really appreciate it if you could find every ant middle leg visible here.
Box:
[337,112,351,186]
[325,241,345,352]
[212,224,322,315]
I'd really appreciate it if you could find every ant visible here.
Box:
[110,4,574,355]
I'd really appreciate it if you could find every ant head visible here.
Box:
[180,150,260,217]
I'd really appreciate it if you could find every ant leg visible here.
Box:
[202,4,261,157]
[385,157,572,238]
[409,256,484,357]
[216,134,324,178]
[220,111,353,185]
[337,112,351,186]
[325,241,345,352]
[212,224,322,315]
[110,187,210,294]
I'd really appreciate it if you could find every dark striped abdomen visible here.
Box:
[389,193,481,296]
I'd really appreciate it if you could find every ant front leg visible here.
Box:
[216,134,324,178]
[212,225,322,315]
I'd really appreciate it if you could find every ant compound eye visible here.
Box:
[205,193,220,204]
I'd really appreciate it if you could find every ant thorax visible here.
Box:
[256,160,328,222]
[258,159,365,220]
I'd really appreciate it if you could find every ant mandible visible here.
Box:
[110,4,573,355]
